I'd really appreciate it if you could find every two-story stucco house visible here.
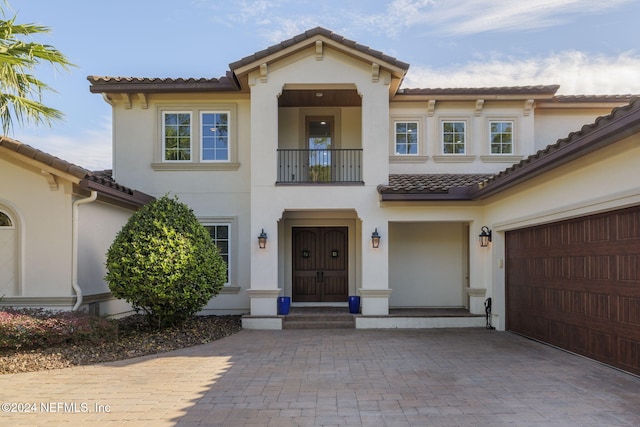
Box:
[88,28,640,375]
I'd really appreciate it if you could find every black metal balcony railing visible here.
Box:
[277,149,363,183]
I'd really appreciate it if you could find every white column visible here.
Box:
[247,73,281,318]
[359,220,390,315]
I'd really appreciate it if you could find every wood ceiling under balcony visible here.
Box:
[278,89,362,107]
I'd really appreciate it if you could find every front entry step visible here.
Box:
[282,312,355,329]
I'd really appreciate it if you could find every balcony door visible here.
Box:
[306,116,334,182]
[292,227,348,302]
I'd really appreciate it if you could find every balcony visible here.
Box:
[277,149,363,184]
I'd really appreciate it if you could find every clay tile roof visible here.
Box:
[549,94,636,103]
[471,97,640,199]
[88,72,240,93]
[229,26,410,72]
[397,85,560,96]
[378,174,493,200]
[0,136,90,179]
[1,137,154,208]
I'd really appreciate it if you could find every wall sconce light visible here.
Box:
[479,226,492,247]
[371,228,381,248]
[258,229,268,249]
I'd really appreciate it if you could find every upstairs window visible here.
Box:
[201,112,230,161]
[163,112,192,161]
[442,121,466,154]
[490,121,514,154]
[394,121,418,155]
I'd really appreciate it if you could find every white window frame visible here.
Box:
[153,104,240,171]
[200,111,231,162]
[393,121,420,156]
[441,120,467,155]
[203,222,231,286]
[489,120,515,155]
[162,111,192,162]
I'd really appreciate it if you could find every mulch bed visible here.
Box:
[0,315,242,375]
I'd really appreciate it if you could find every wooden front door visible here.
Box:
[292,227,348,302]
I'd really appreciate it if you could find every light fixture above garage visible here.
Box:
[479,226,492,247]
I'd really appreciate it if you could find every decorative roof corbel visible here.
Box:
[372,63,380,83]
[524,99,534,116]
[259,63,268,83]
[121,93,131,109]
[137,93,148,109]
[427,100,436,117]
[41,170,58,191]
[475,99,485,116]
[315,40,323,61]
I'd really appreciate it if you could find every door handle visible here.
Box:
[316,271,324,282]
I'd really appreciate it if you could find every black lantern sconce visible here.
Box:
[371,228,381,249]
[479,226,492,247]
[258,229,268,249]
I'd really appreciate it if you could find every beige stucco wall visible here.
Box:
[388,100,535,175]
[533,106,618,150]
[389,222,468,307]
[0,157,73,299]
[77,200,134,296]
[108,90,253,314]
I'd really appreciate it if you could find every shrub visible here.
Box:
[105,195,226,327]
[0,308,116,350]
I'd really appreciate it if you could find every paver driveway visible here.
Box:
[1,328,639,426]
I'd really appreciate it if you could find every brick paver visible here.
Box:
[1,329,639,426]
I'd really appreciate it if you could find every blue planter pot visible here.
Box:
[348,296,361,314]
[277,296,291,315]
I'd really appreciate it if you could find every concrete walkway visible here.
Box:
[1,328,639,426]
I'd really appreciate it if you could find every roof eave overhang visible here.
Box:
[378,185,474,201]
[380,193,473,201]
[79,179,155,210]
[0,145,87,184]
[392,93,556,102]
[536,101,631,109]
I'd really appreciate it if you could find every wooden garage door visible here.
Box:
[506,205,640,375]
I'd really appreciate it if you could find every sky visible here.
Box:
[6,0,640,171]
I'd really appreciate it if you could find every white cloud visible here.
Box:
[375,0,635,37]
[15,118,112,172]
[403,50,640,95]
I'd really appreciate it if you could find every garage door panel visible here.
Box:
[617,210,640,239]
[620,297,640,324]
[619,339,640,371]
[507,204,640,376]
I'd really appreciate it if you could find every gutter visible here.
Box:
[72,191,97,311]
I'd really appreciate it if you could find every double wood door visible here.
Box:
[292,227,348,302]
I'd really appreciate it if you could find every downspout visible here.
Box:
[72,191,98,311]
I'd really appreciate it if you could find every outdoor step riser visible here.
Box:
[284,315,354,322]
[283,321,355,330]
